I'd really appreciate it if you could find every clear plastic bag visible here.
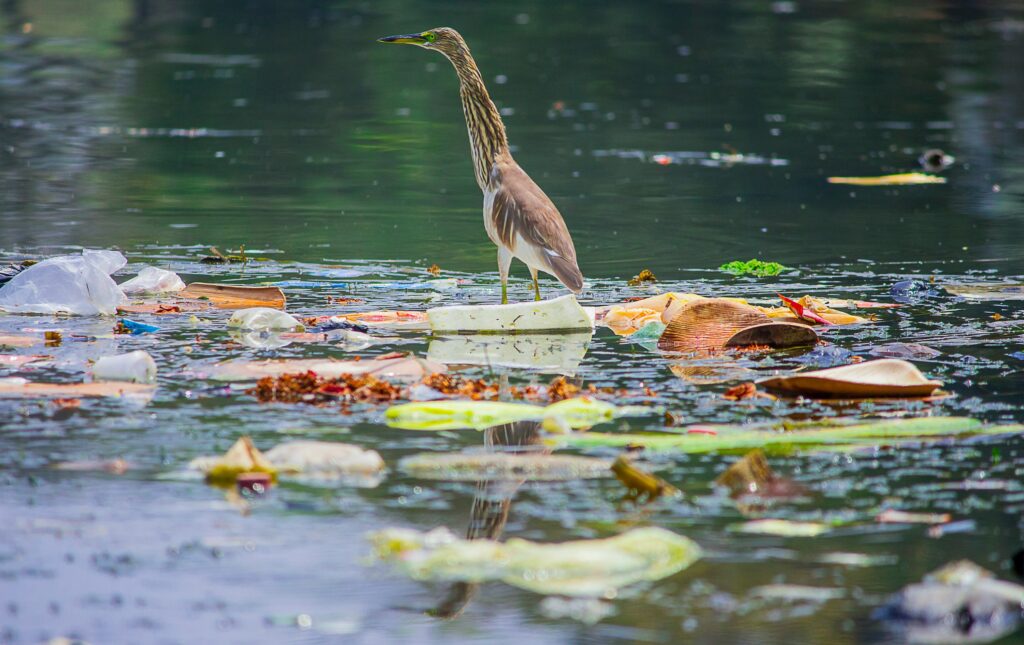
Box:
[227,307,302,331]
[119,266,186,294]
[0,250,128,316]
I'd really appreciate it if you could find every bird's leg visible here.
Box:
[529,267,541,301]
[497,247,513,305]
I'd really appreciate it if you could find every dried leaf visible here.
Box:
[659,299,768,351]
[611,455,678,500]
[715,450,775,495]
[723,382,760,400]
[758,358,942,398]
[627,269,658,286]
[778,293,834,326]
[189,436,278,485]
[209,355,443,382]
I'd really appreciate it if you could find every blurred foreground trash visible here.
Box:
[367,525,701,597]
[875,560,1024,643]
[189,436,384,486]
[0,249,127,315]
[92,350,158,383]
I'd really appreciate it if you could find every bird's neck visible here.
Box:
[446,47,508,190]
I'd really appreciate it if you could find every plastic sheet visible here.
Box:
[92,350,158,383]
[119,266,186,294]
[0,250,127,315]
[227,307,302,331]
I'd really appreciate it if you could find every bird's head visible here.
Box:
[377,27,467,58]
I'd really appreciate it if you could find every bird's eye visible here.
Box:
[424,32,437,43]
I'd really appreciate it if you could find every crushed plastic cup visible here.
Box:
[92,350,157,383]
[0,249,128,316]
[228,307,303,331]
[119,266,186,294]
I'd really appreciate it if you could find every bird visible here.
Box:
[378,27,583,304]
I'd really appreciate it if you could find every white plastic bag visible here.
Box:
[0,249,128,315]
[119,266,186,294]
[92,350,157,383]
[227,307,302,331]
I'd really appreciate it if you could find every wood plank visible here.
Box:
[180,283,286,309]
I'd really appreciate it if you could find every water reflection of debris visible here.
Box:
[593,149,790,168]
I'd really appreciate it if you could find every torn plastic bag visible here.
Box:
[0,249,127,316]
[119,266,186,294]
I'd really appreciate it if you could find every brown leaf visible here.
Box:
[757,359,942,398]
[611,455,678,501]
[627,269,658,286]
[723,382,759,400]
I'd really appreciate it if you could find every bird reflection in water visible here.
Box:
[431,419,546,619]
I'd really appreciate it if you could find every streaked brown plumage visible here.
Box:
[379,27,584,303]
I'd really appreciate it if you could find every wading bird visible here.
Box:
[379,27,583,304]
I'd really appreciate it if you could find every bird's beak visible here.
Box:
[377,33,427,45]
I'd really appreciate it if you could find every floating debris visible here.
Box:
[611,455,679,502]
[627,269,658,286]
[758,359,942,398]
[556,417,1021,453]
[730,519,831,537]
[827,173,946,186]
[399,452,612,481]
[367,526,702,597]
[875,560,1024,643]
[250,371,404,406]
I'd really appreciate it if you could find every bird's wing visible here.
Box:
[490,161,584,292]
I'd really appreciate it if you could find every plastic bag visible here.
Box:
[92,350,157,383]
[227,307,302,331]
[119,266,186,294]
[0,250,127,315]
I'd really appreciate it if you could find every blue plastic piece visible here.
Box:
[120,319,160,335]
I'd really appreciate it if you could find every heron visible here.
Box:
[378,27,583,304]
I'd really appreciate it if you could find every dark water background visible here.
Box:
[1,1,1024,643]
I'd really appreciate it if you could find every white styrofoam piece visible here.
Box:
[427,294,594,333]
